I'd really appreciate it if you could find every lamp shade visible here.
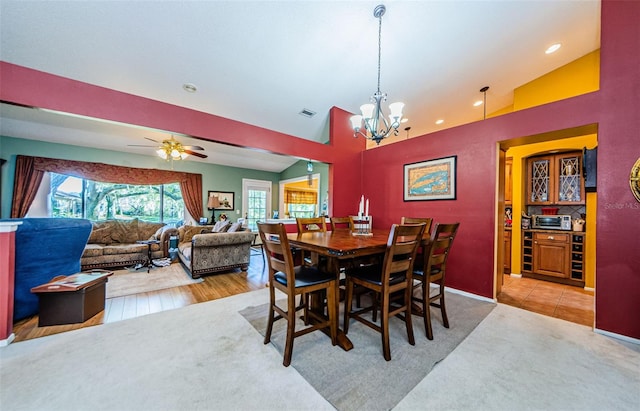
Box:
[207,195,221,209]
[350,115,363,131]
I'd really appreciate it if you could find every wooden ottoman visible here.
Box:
[31,270,112,327]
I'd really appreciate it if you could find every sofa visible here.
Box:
[0,218,93,321]
[175,224,255,279]
[80,219,177,271]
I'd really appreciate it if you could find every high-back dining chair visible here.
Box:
[411,222,460,340]
[257,222,337,367]
[343,223,426,361]
[330,216,354,231]
[400,217,433,236]
[295,217,327,267]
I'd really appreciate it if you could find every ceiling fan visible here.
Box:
[128,136,208,160]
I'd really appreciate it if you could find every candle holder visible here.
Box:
[351,215,373,236]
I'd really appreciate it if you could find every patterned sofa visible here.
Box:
[175,224,255,279]
[81,219,177,271]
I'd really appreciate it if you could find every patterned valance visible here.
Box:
[285,189,317,204]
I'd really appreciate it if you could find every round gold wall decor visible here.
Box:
[631,158,640,202]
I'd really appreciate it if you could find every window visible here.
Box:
[50,173,183,223]
[242,179,271,231]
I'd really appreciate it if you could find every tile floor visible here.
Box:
[497,274,594,327]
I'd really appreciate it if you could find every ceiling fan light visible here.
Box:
[156,149,168,159]
[170,148,181,158]
[180,152,189,160]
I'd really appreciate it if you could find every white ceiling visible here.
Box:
[0,0,601,172]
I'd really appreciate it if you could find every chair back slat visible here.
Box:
[330,216,354,231]
[424,223,460,278]
[381,223,426,282]
[296,217,327,233]
[401,217,433,236]
[258,222,296,291]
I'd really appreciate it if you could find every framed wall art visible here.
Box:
[404,155,457,201]
[207,191,234,210]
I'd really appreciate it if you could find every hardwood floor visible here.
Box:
[12,252,269,342]
[497,274,595,327]
[13,257,595,342]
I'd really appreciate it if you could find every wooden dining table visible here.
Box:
[287,228,391,351]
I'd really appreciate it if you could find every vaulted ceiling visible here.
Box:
[0,1,601,172]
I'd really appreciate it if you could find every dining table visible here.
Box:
[287,228,391,351]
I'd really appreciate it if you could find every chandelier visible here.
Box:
[156,137,189,161]
[350,4,404,145]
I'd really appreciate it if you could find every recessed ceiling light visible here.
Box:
[545,43,562,54]
[473,100,483,107]
[401,118,408,123]
[183,83,197,93]
[435,119,444,125]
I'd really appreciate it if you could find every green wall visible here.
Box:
[280,159,329,213]
[0,136,293,221]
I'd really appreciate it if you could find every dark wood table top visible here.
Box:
[287,228,390,259]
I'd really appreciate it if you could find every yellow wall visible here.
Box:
[514,50,600,110]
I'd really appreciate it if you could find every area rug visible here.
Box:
[105,263,203,298]
[239,291,496,411]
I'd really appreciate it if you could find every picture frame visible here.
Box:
[207,191,234,210]
[404,155,457,201]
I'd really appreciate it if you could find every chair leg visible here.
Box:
[264,285,276,345]
[343,279,354,334]
[423,282,434,340]
[381,291,391,361]
[404,285,415,346]
[439,283,449,329]
[282,294,298,367]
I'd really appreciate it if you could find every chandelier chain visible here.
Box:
[377,11,382,93]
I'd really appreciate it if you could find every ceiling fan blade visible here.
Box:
[127,144,157,147]
[184,150,208,159]
[182,145,205,151]
[145,137,160,143]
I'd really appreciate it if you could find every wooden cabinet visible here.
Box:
[533,232,570,278]
[505,157,513,205]
[504,230,511,274]
[521,230,585,286]
[526,152,585,205]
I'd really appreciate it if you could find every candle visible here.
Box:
[358,195,364,216]
[365,199,369,217]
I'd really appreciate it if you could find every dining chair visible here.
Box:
[295,217,327,267]
[411,222,460,340]
[343,223,426,361]
[401,217,433,275]
[330,216,354,231]
[257,222,337,367]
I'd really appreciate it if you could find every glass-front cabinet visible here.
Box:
[526,152,585,205]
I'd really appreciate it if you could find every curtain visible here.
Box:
[285,189,317,204]
[11,155,203,219]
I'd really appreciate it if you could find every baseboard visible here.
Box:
[0,333,15,347]
[584,286,595,292]
[443,285,496,303]
[594,328,640,346]
[509,273,523,278]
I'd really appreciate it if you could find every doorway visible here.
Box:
[242,179,272,232]
[495,126,597,327]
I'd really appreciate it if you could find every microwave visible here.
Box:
[532,214,572,231]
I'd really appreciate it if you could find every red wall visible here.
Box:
[0,0,637,339]
[359,0,640,339]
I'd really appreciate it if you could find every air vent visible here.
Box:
[299,108,316,118]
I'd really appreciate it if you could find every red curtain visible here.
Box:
[11,155,202,220]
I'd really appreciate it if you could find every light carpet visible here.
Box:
[105,263,202,298]
[1,288,638,411]
[239,292,496,411]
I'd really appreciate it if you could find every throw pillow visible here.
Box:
[109,219,139,243]
[227,222,242,232]
[212,220,231,233]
